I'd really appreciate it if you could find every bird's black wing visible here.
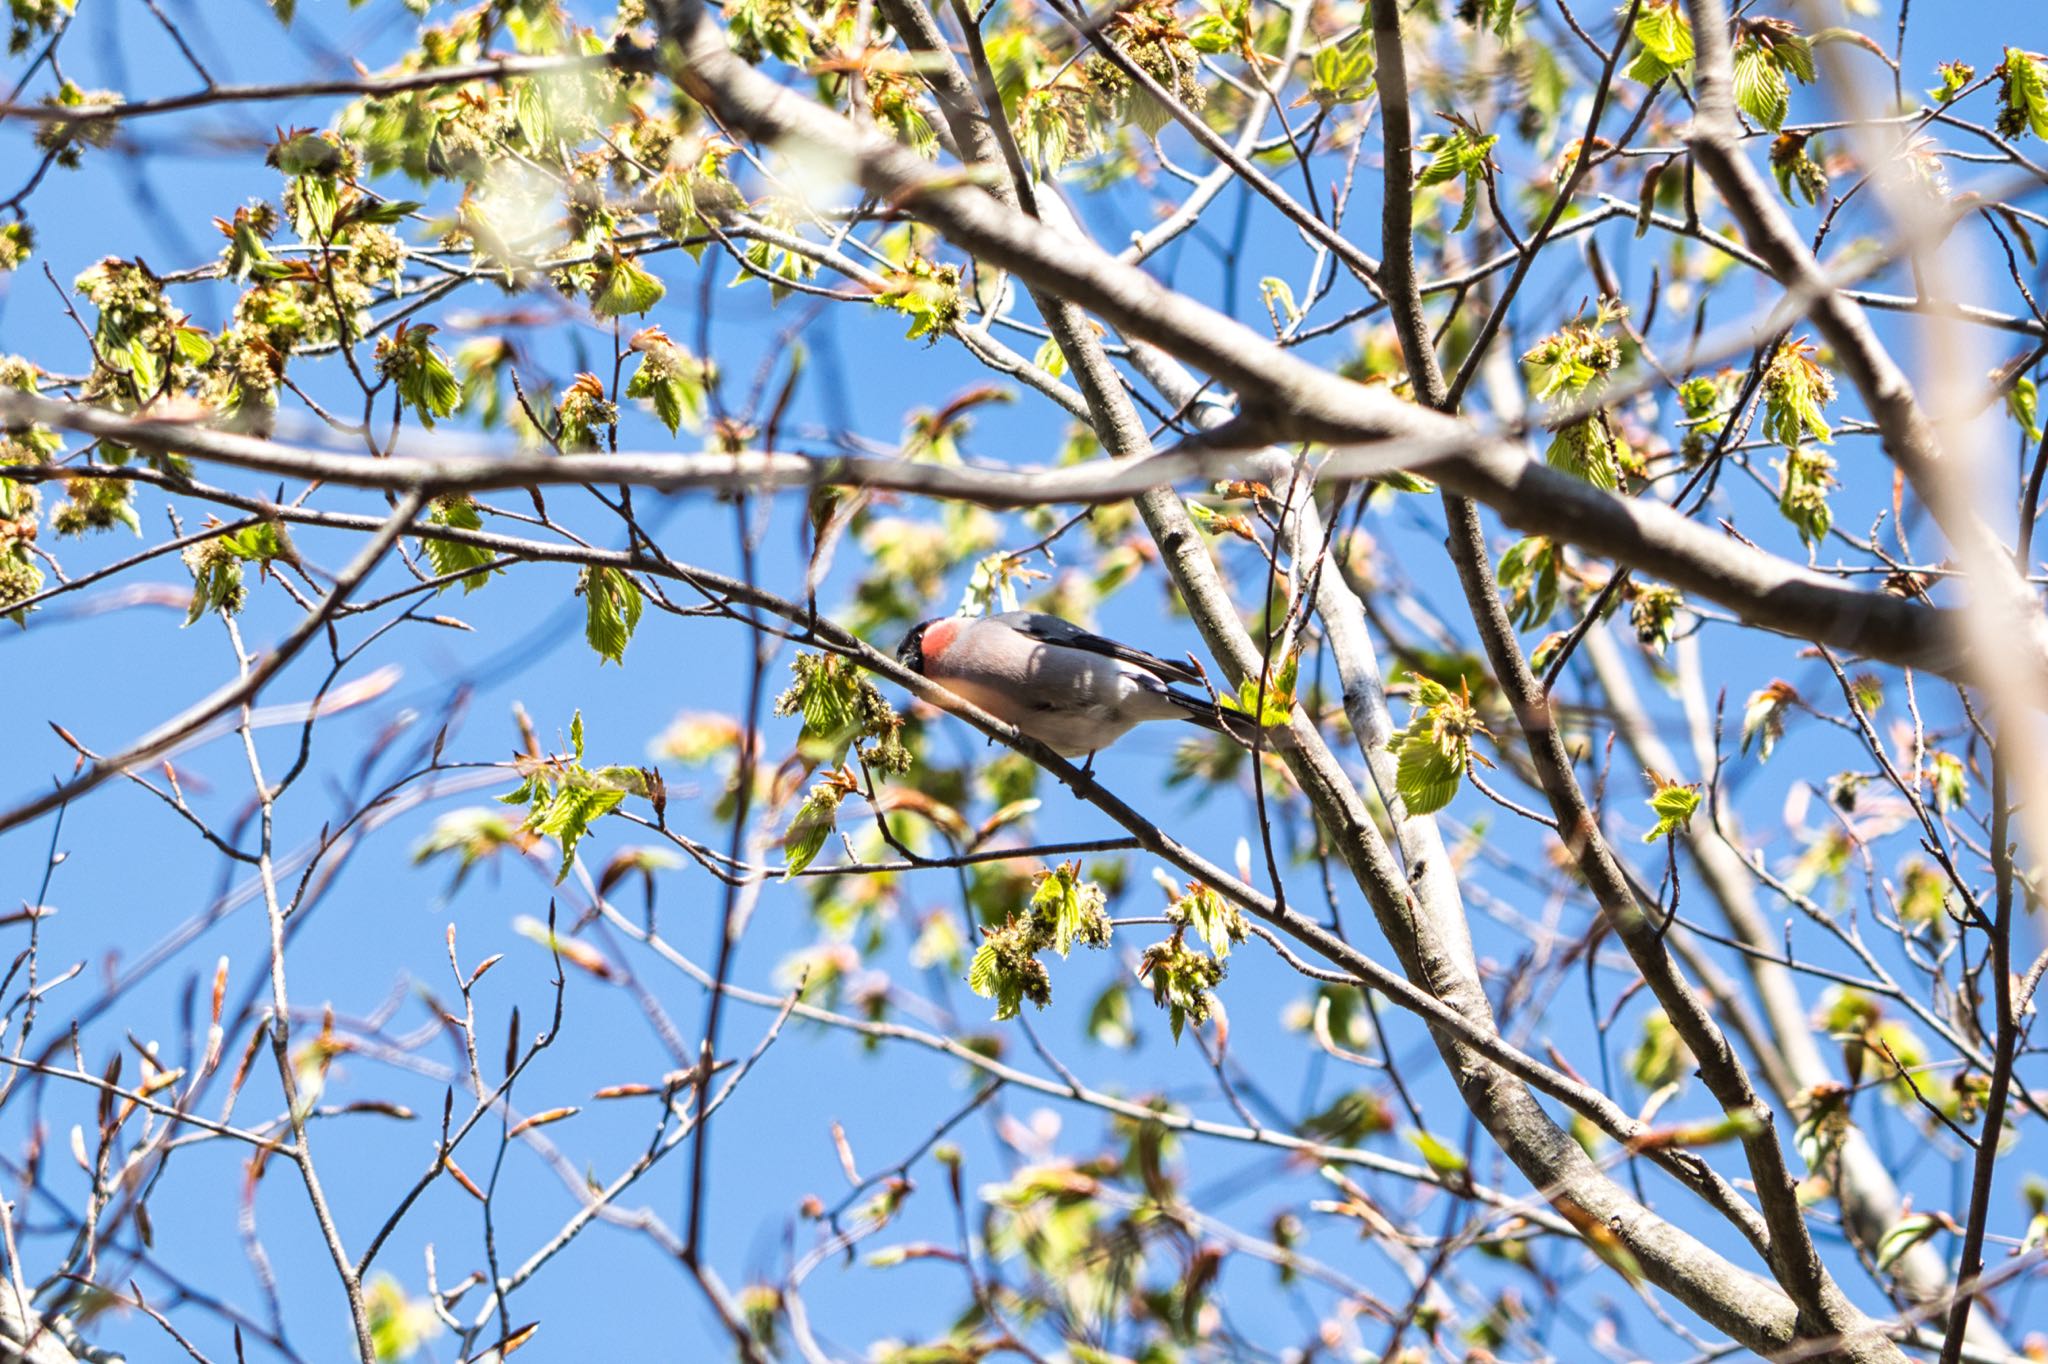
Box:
[991,611,1205,687]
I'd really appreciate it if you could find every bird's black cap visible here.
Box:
[896,620,932,674]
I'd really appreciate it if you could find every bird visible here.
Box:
[895,611,1267,761]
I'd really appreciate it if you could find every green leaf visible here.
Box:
[2008,375,2041,442]
[411,807,520,889]
[1731,25,1815,132]
[1627,1010,1690,1089]
[1300,1090,1393,1145]
[346,197,420,226]
[967,940,1003,1005]
[875,259,962,344]
[1734,41,1791,131]
[1137,937,1225,1042]
[1928,59,1975,107]
[1643,779,1702,842]
[1220,650,1298,727]
[493,714,650,882]
[966,918,1053,1022]
[1998,49,2048,140]
[183,556,244,626]
[1170,882,1247,959]
[591,251,665,317]
[1497,536,1561,630]
[292,172,339,239]
[1543,418,1620,491]
[1392,675,1480,816]
[1395,727,1463,814]
[1186,10,1235,54]
[1875,1213,1944,1273]
[625,329,710,435]
[1478,0,1516,43]
[1309,31,1375,106]
[1085,980,1136,1049]
[1013,88,1072,176]
[772,652,911,773]
[423,496,500,593]
[1931,750,1968,812]
[777,653,859,762]
[223,520,294,565]
[1523,308,1624,402]
[267,130,344,177]
[1409,1129,1467,1176]
[532,782,626,880]
[172,325,214,366]
[781,779,847,879]
[0,218,39,270]
[376,324,459,427]
[1029,861,1111,957]
[1762,339,1836,449]
[1259,275,1300,326]
[1415,135,1470,188]
[580,565,643,665]
[1632,1,1693,75]
[1775,447,1838,549]
[1629,582,1683,654]
[124,336,161,398]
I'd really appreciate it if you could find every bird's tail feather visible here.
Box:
[1161,689,1299,750]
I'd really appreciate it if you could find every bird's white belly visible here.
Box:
[927,673,1143,757]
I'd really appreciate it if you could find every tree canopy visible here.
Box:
[2,0,2047,1362]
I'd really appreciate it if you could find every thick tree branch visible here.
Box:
[1373,1,1884,1352]
[587,22,2032,696]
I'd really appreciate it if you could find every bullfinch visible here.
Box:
[896,611,1263,759]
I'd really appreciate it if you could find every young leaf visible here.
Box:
[530,782,627,880]
[1875,1213,1945,1273]
[1775,447,1838,549]
[1029,861,1111,957]
[1169,882,1247,959]
[1543,418,1621,491]
[1928,59,1975,107]
[781,776,849,879]
[1136,936,1226,1042]
[1762,338,1836,449]
[580,565,643,666]
[1732,21,1815,133]
[423,496,500,593]
[966,917,1054,1022]
[1414,123,1497,233]
[773,652,910,772]
[1221,650,1298,728]
[1741,680,1799,761]
[375,323,459,427]
[1308,31,1375,108]
[591,250,666,317]
[874,259,963,344]
[1497,536,1562,630]
[1392,678,1483,815]
[624,327,711,435]
[1626,1,1694,84]
[1642,774,1702,843]
[1409,1129,1468,1176]
[1998,48,2048,140]
[2007,375,2040,442]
